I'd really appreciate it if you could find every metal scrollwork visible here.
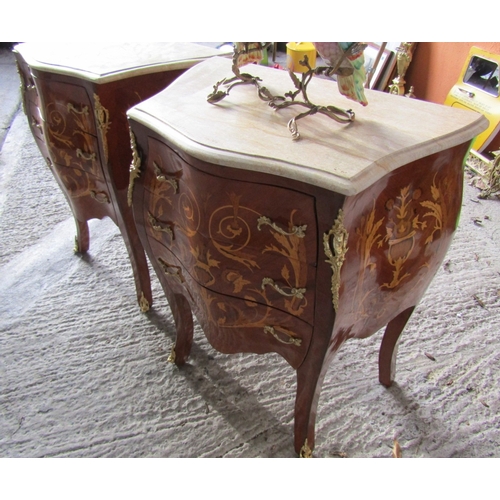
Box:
[263,326,302,347]
[261,277,306,300]
[167,345,176,364]
[299,439,313,458]
[207,42,362,140]
[257,215,307,238]
[153,161,179,193]
[76,148,96,161]
[67,102,89,115]
[139,292,150,313]
[94,94,111,164]
[127,130,141,206]
[148,212,174,240]
[324,209,349,312]
[158,257,185,284]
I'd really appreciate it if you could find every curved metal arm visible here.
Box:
[264,326,302,346]
[153,161,179,193]
[257,215,307,238]
[67,103,89,115]
[261,277,306,300]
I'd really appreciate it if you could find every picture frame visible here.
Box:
[364,43,393,90]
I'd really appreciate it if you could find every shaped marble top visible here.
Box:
[14,42,229,84]
[128,57,489,196]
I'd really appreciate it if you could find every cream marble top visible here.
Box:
[128,57,489,196]
[14,43,229,84]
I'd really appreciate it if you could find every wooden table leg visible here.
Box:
[379,305,415,388]
[74,218,89,254]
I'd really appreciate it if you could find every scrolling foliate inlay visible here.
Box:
[324,209,349,312]
[147,169,312,321]
[348,178,446,324]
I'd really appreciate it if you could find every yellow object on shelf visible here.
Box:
[444,46,500,152]
[286,42,317,73]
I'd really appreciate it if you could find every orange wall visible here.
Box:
[405,42,500,104]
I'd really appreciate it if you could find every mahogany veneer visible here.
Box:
[14,43,226,311]
[127,58,487,456]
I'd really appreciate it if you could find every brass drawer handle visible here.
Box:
[67,103,89,115]
[153,161,179,193]
[264,326,302,347]
[76,149,96,161]
[90,190,110,204]
[261,277,306,299]
[158,257,185,284]
[257,215,307,238]
[30,118,42,130]
[148,212,174,240]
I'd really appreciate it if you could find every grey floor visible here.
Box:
[1,44,499,462]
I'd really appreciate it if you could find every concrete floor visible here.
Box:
[1,44,499,465]
[0,44,21,150]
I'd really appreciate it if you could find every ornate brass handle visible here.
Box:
[257,215,307,238]
[148,212,174,240]
[153,161,179,193]
[67,103,89,115]
[261,277,306,299]
[264,326,302,347]
[324,209,348,312]
[30,118,42,130]
[76,149,96,161]
[158,258,185,284]
[90,190,110,204]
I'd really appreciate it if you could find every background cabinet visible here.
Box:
[14,43,226,310]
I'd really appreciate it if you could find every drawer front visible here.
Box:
[148,238,312,369]
[143,137,318,325]
[52,162,113,210]
[37,80,103,179]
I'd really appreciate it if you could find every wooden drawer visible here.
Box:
[38,80,97,135]
[143,137,317,325]
[51,162,114,217]
[47,127,102,179]
[36,80,103,178]
[148,238,313,369]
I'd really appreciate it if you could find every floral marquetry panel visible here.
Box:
[148,238,313,369]
[142,137,318,326]
[35,80,104,179]
[127,55,487,455]
[335,143,470,341]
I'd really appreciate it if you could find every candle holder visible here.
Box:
[207,42,365,140]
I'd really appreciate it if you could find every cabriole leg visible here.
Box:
[379,306,415,388]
